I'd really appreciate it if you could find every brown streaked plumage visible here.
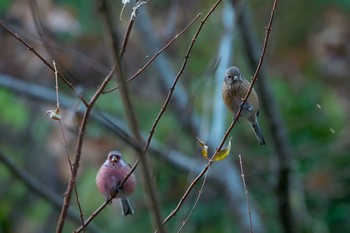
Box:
[222,66,266,145]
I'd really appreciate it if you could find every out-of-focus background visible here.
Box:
[0,0,349,232]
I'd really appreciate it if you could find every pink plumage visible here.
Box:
[96,151,136,215]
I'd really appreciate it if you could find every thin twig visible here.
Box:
[133,6,202,138]
[53,61,60,110]
[0,73,208,178]
[57,121,86,232]
[232,0,277,126]
[75,6,209,233]
[74,201,109,233]
[158,0,278,228]
[159,116,234,229]
[100,0,166,232]
[51,61,86,232]
[151,0,225,229]
[0,21,89,107]
[76,0,278,229]
[0,150,101,233]
[244,0,277,102]
[176,5,233,230]
[234,0,294,232]
[119,1,146,58]
[176,172,209,233]
[103,10,203,93]
[239,155,253,233]
[55,65,116,233]
[119,15,134,59]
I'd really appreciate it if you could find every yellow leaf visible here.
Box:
[212,137,232,161]
[196,136,208,160]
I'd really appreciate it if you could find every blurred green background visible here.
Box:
[0,0,350,232]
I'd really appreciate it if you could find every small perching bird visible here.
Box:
[222,66,266,145]
[96,151,136,215]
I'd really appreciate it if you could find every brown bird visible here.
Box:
[222,66,266,145]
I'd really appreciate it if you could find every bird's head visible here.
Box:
[224,66,242,86]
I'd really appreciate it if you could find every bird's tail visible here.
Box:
[120,197,134,215]
[251,121,266,145]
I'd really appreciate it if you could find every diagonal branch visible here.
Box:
[232,1,296,233]
[55,64,116,233]
[0,150,102,233]
[103,10,203,93]
[0,21,89,107]
[134,6,202,137]
[0,72,264,232]
[159,0,278,228]
[98,0,165,232]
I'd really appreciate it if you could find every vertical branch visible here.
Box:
[173,2,235,231]
[232,1,296,233]
[52,61,86,231]
[239,155,253,233]
[160,0,278,228]
[0,151,102,233]
[98,0,165,232]
[155,0,226,229]
[119,1,146,58]
[53,61,60,110]
[176,172,209,233]
[73,12,202,232]
[56,66,116,233]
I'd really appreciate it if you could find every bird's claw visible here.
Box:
[106,197,113,205]
[240,101,253,111]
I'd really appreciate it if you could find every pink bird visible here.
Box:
[96,151,136,215]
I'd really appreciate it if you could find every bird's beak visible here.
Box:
[233,75,238,81]
[111,155,118,162]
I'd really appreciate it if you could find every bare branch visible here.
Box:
[239,155,253,233]
[103,10,203,93]
[46,61,86,231]
[176,172,209,233]
[160,0,278,228]
[119,1,146,58]
[134,5,202,137]
[0,150,101,233]
[232,0,296,232]
[55,64,116,233]
[156,0,226,228]
[0,21,89,107]
[99,0,165,231]
[0,73,265,232]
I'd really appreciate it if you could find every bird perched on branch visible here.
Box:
[222,66,266,145]
[96,151,136,215]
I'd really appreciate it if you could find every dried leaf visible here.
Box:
[212,137,232,161]
[45,109,61,121]
[196,136,208,160]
